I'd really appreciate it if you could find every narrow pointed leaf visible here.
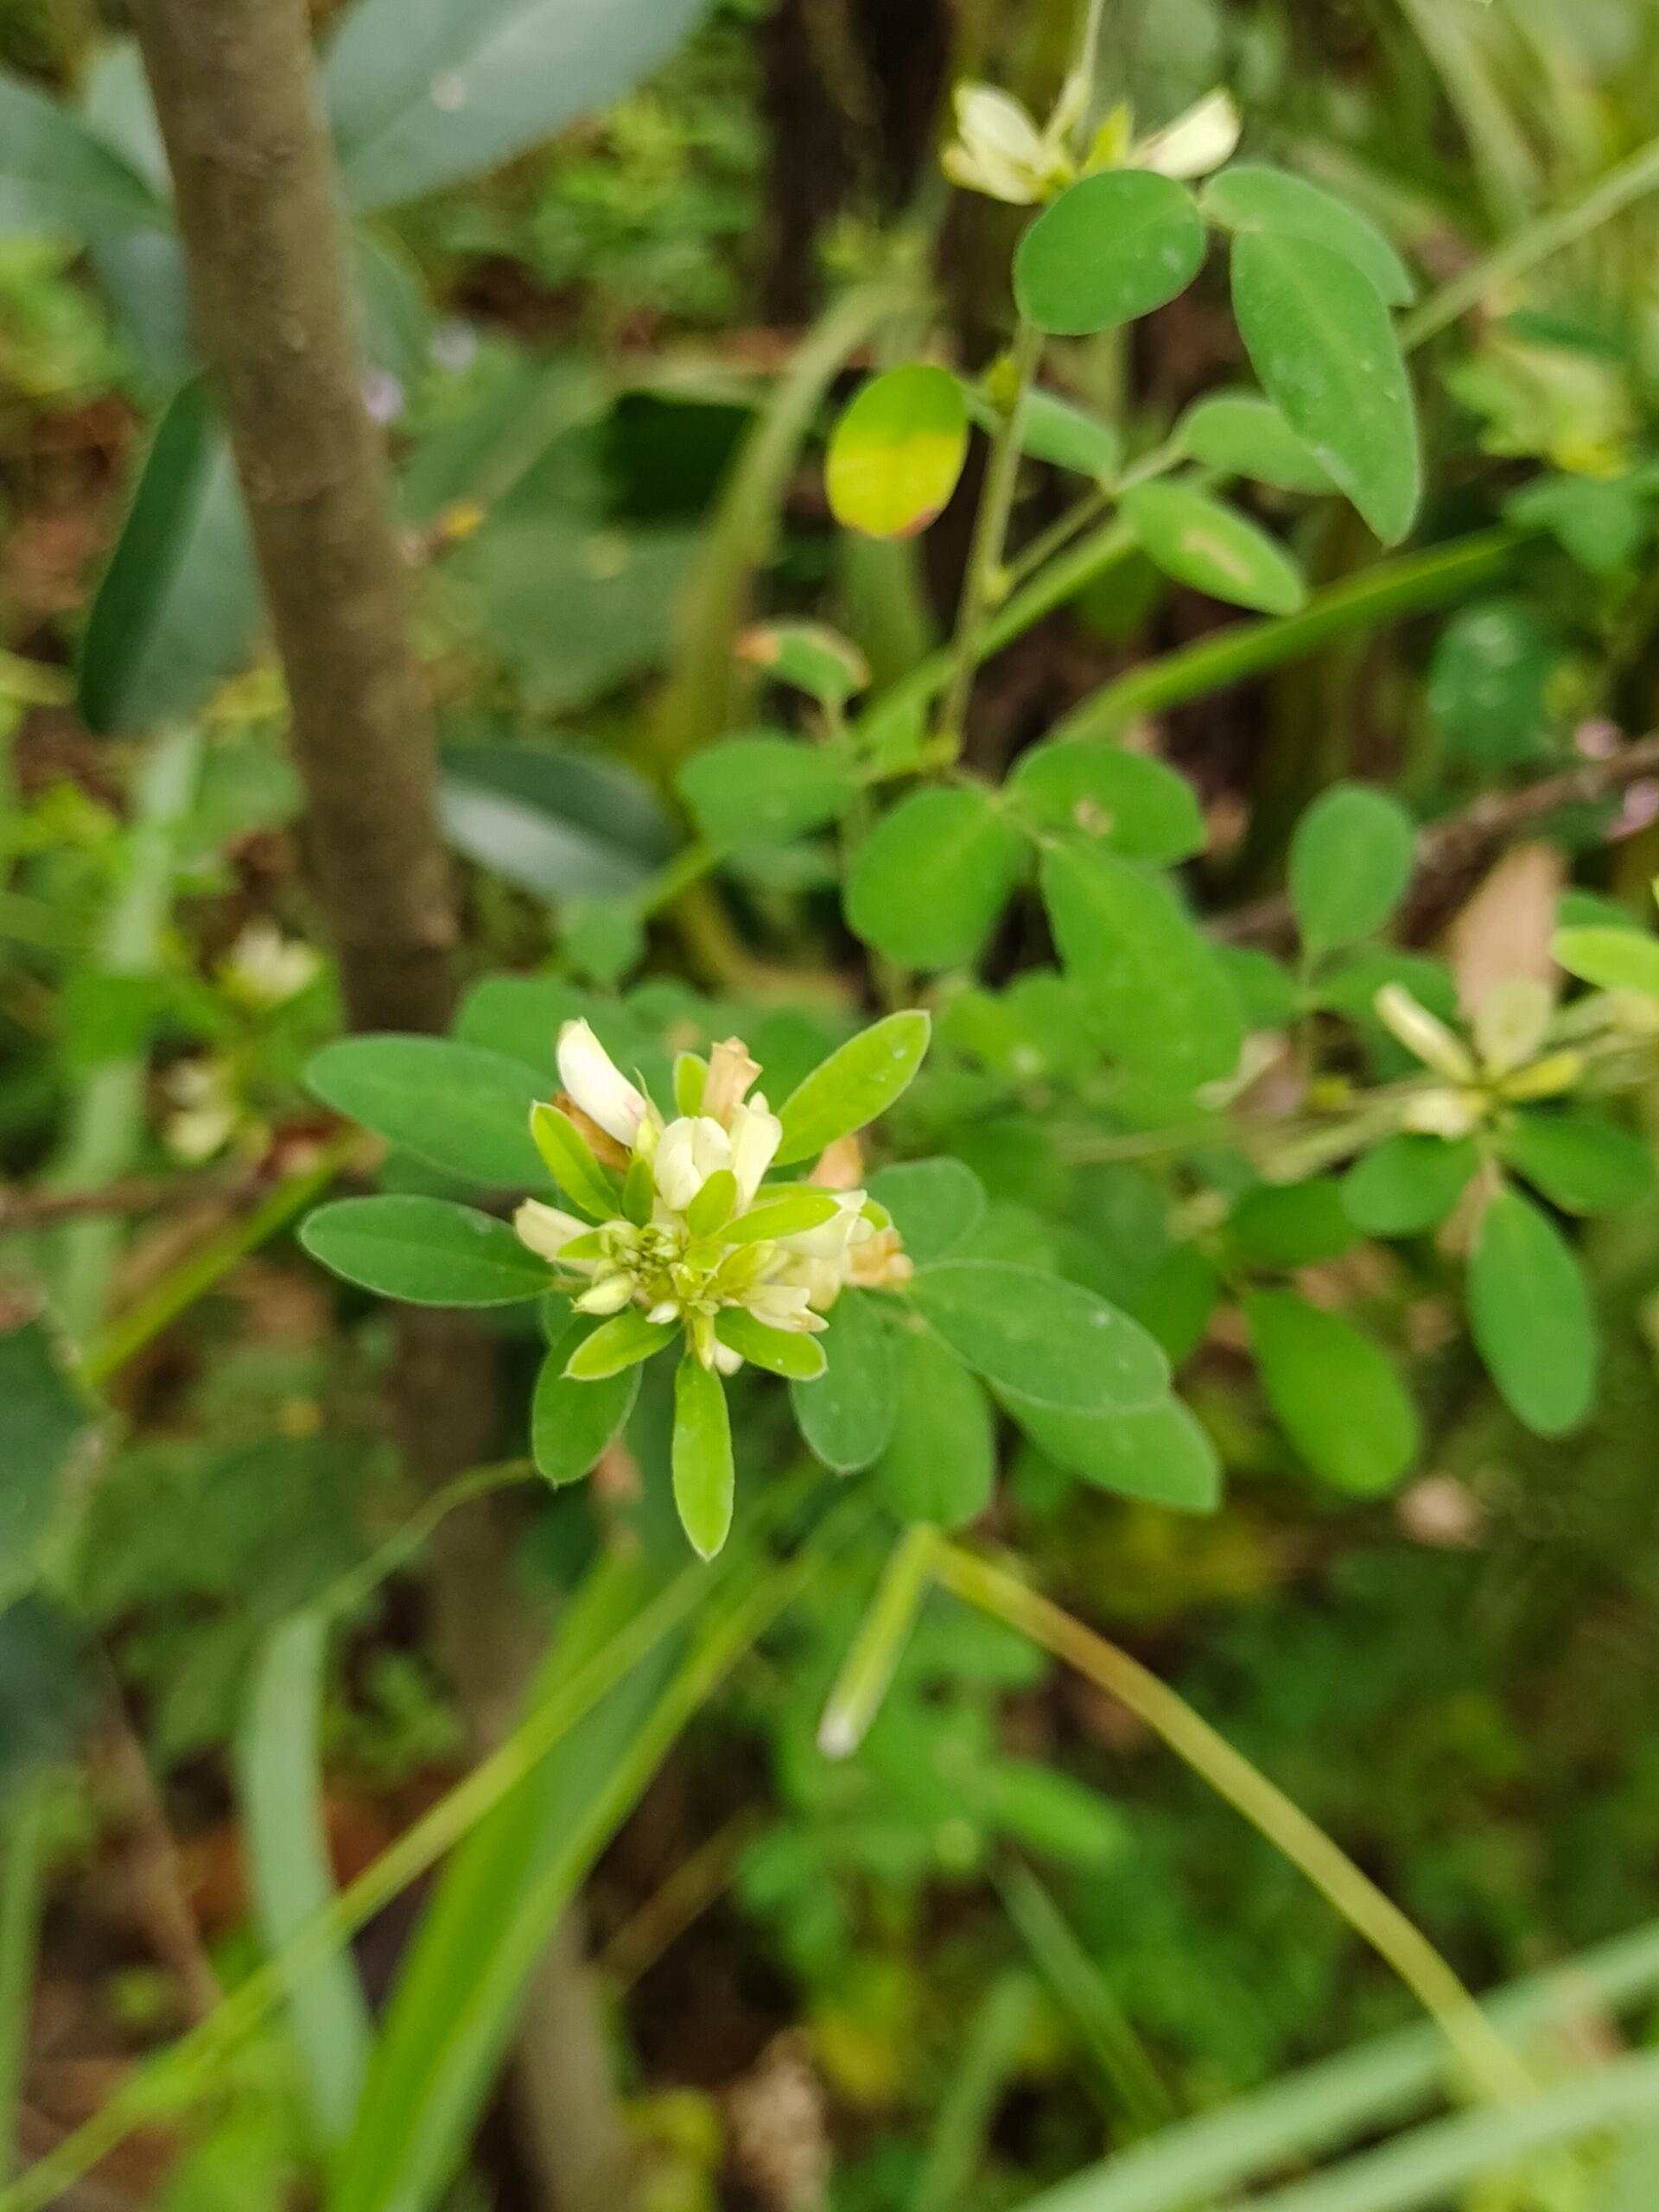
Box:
[715,1310,827,1381]
[773,1011,931,1166]
[301,1197,551,1306]
[672,1357,734,1559]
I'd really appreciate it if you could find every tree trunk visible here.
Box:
[127,3,635,2204]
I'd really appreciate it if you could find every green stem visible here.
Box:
[79,1132,358,1386]
[939,318,1046,753]
[1401,130,1659,351]
[38,724,202,1340]
[0,1778,50,2183]
[1051,527,1527,742]
[817,1522,940,1757]
[931,1545,1534,2109]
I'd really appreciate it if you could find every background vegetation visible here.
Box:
[8,1,1659,2209]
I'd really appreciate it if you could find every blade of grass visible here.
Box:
[328,1489,869,2212]
[1049,530,1526,744]
[915,1972,1041,2212]
[238,1612,373,2147]
[1224,2049,1659,2212]
[1004,1916,1659,2212]
[0,1777,51,2183]
[931,1545,1530,2108]
[996,1860,1174,2136]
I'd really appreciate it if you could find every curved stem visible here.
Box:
[931,1543,1534,2108]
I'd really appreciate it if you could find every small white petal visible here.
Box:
[1135,88,1242,180]
[1375,986,1478,1083]
[646,1300,681,1325]
[656,1116,733,1213]
[1402,1089,1483,1139]
[712,1340,745,1377]
[575,1273,636,1316]
[1472,976,1554,1077]
[729,1098,783,1208]
[556,1019,649,1147]
[513,1198,591,1265]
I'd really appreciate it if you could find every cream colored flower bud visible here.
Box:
[556,1019,649,1147]
[728,1097,784,1207]
[513,1198,591,1264]
[1375,985,1478,1083]
[575,1272,637,1317]
[655,1116,734,1213]
[703,1037,761,1126]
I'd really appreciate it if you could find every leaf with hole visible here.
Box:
[1009,741,1205,863]
[1014,168,1205,336]
[826,365,969,539]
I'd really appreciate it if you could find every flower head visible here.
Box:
[517,1021,905,1380]
[1377,980,1582,1139]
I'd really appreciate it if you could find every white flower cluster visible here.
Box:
[941,83,1240,207]
[516,1022,910,1376]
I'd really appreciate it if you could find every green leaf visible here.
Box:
[1342,1135,1478,1236]
[1175,389,1333,493]
[1288,782,1415,956]
[1226,1180,1359,1268]
[1008,1395,1221,1512]
[790,1290,896,1471]
[531,1332,639,1484]
[672,1357,734,1559]
[324,0,710,210]
[1245,1289,1419,1494]
[911,1261,1167,1414]
[974,1764,1125,1868]
[724,1189,844,1245]
[1040,844,1244,1089]
[867,1158,986,1268]
[1427,597,1561,768]
[308,1036,550,1188]
[1230,231,1421,544]
[846,786,1027,970]
[825,365,970,539]
[0,65,168,242]
[1014,169,1205,336]
[967,382,1122,483]
[564,1310,678,1381]
[1122,480,1307,616]
[438,739,674,900]
[874,1330,995,1529]
[1553,925,1659,996]
[677,734,855,850]
[1499,1113,1655,1217]
[238,1615,373,2147]
[736,620,871,706]
[0,1315,96,1610]
[1469,1188,1597,1436]
[714,1310,827,1381]
[773,1010,931,1166]
[77,381,264,736]
[1201,162,1415,305]
[301,1196,551,1306]
[529,1103,623,1222]
[1009,740,1205,863]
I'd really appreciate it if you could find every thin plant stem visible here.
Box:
[930,1544,1535,2109]
[939,316,1045,753]
[0,1777,50,2184]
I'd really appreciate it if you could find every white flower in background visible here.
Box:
[219,921,320,1010]
[1376,981,1581,1139]
[942,79,1241,206]
[163,1057,240,1162]
[941,84,1074,204]
[514,1023,906,1376]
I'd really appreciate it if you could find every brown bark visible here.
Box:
[127,4,634,2205]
